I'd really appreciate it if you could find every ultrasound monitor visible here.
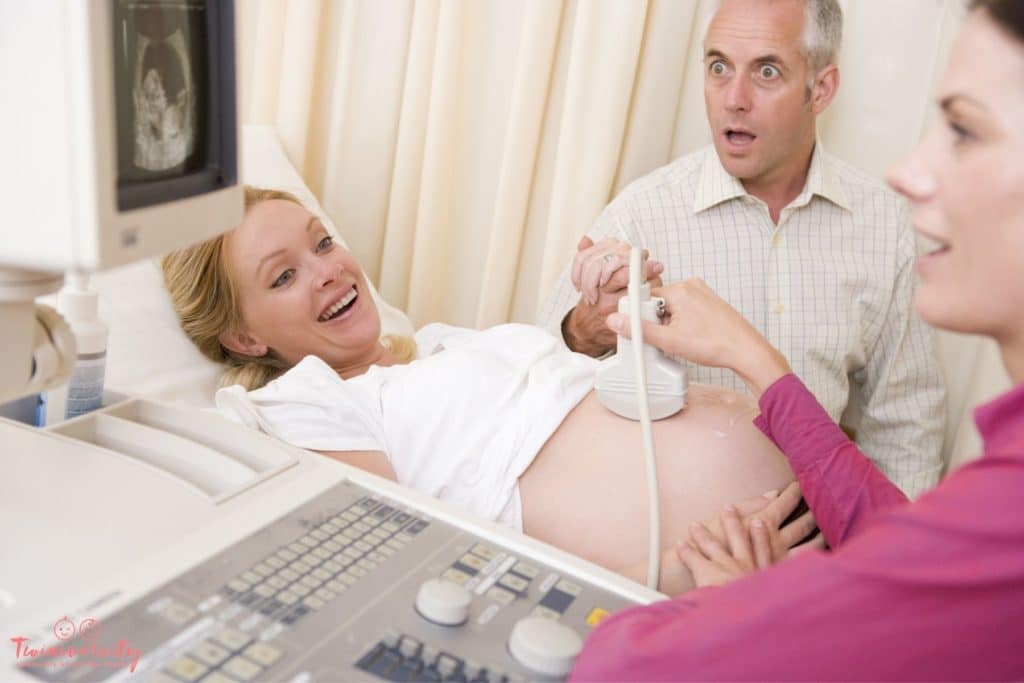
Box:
[0,0,241,274]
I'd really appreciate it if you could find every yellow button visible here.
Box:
[471,544,498,560]
[442,568,472,586]
[586,607,611,627]
[459,553,488,571]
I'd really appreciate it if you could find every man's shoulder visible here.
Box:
[608,146,711,211]
[823,149,905,211]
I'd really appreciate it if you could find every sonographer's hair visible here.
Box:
[969,0,1024,43]
[161,186,416,391]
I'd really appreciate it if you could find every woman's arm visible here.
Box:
[316,450,398,481]
[755,375,908,546]
[607,279,909,547]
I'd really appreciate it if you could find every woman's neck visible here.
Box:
[334,343,405,379]
[999,334,1024,385]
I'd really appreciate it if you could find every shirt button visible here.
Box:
[772,304,785,314]
[772,233,783,247]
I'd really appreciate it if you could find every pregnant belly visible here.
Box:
[517,385,795,574]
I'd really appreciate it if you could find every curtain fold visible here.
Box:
[237,0,1003,466]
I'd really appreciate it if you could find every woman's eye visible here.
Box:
[317,235,334,251]
[272,269,295,288]
[948,121,972,145]
[759,65,780,79]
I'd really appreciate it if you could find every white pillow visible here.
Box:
[94,124,414,406]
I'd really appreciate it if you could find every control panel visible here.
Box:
[16,480,639,682]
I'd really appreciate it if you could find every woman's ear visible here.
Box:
[219,328,269,358]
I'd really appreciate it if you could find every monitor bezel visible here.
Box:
[115,0,238,212]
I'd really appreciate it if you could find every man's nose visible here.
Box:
[725,76,752,112]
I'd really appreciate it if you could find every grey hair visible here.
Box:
[705,0,843,90]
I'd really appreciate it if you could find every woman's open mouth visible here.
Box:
[318,286,358,322]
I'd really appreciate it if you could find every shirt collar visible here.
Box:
[694,141,852,214]
[973,381,1024,457]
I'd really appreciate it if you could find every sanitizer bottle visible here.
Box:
[42,272,108,424]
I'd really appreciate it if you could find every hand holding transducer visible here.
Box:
[563,236,664,356]
[606,277,792,397]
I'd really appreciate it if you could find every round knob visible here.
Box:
[415,578,472,626]
[508,616,583,678]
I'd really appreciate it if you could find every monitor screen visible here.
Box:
[112,0,236,211]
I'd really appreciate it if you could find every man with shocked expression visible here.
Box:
[539,0,946,497]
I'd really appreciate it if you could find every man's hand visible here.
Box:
[563,236,663,356]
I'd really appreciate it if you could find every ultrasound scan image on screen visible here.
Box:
[114,0,209,184]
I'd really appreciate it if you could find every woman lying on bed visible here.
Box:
[161,186,813,595]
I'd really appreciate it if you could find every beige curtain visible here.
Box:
[237,0,1008,467]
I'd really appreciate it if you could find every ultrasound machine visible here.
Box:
[0,3,659,682]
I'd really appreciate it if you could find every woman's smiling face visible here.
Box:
[886,10,1024,344]
[220,198,384,373]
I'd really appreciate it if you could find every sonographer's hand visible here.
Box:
[563,236,663,357]
[605,277,791,396]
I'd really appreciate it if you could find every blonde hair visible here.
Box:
[161,186,416,391]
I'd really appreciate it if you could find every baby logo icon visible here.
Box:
[78,618,101,642]
[52,617,75,641]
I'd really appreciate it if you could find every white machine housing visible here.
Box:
[0,1,241,272]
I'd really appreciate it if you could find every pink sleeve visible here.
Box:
[753,373,908,547]
[571,457,1024,681]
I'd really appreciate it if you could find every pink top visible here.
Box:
[571,374,1024,681]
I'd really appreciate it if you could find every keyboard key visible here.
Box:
[222,655,262,681]
[299,575,323,590]
[511,562,539,580]
[498,574,528,593]
[302,595,325,610]
[212,627,251,652]
[166,656,207,682]
[459,554,487,571]
[277,591,300,605]
[244,642,283,667]
[252,562,275,577]
[253,583,276,598]
[191,641,231,667]
[442,568,472,586]
[162,602,196,625]
[471,544,498,560]
[314,587,336,601]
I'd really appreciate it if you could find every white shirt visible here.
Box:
[538,145,946,497]
[216,324,597,530]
